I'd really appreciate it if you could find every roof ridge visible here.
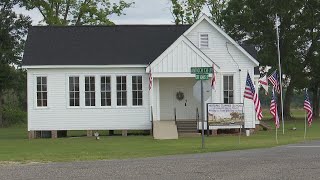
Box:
[30,24,192,28]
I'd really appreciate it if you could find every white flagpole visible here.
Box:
[276,14,285,134]
[304,110,307,141]
[276,125,278,144]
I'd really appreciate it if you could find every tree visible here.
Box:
[0,0,30,126]
[170,0,206,25]
[206,0,227,26]
[222,0,315,119]
[20,0,134,25]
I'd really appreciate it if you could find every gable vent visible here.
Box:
[199,33,209,48]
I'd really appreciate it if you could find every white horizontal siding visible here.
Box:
[186,20,257,128]
[27,68,150,131]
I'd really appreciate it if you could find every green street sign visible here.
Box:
[195,74,209,80]
[191,67,212,74]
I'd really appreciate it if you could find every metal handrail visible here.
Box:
[196,107,199,129]
[151,106,154,136]
[174,107,177,125]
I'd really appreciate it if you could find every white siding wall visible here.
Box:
[186,20,257,128]
[27,68,150,131]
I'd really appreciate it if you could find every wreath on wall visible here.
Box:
[176,91,185,101]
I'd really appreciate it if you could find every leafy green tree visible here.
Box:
[20,0,134,25]
[222,0,316,119]
[170,0,206,24]
[0,0,30,126]
[206,0,227,26]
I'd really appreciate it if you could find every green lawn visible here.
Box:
[0,110,319,163]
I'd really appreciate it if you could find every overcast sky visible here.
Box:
[14,0,177,25]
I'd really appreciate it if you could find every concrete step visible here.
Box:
[153,121,178,140]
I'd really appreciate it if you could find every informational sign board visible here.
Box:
[207,103,244,126]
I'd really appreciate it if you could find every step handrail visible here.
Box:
[174,107,177,125]
[196,107,199,129]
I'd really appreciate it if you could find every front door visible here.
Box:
[174,87,194,120]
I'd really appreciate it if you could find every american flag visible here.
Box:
[268,70,281,94]
[304,89,313,127]
[211,64,216,90]
[244,73,263,120]
[270,88,280,128]
[149,67,152,90]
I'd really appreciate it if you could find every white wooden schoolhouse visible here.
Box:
[22,15,260,139]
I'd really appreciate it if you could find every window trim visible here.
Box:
[199,33,209,49]
[84,75,96,107]
[100,75,112,107]
[222,74,235,104]
[132,75,143,106]
[68,76,80,107]
[116,75,128,107]
[34,75,48,109]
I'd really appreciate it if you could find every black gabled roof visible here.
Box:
[23,25,191,66]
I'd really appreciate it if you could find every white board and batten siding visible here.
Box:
[185,18,258,128]
[27,67,151,131]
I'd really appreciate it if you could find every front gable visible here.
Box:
[147,35,220,77]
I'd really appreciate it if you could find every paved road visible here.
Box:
[1,141,320,180]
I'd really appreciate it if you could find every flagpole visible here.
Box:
[276,14,285,134]
[304,110,307,141]
[276,125,278,144]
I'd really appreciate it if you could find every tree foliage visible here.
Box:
[222,0,320,118]
[20,0,134,25]
[0,0,30,126]
[171,0,206,24]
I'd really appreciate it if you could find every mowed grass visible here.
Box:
[0,109,319,163]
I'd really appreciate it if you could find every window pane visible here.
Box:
[138,99,142,105]
[37,85,41,91]
[117,77,121,83]
[138,84,142,90]
[223,76,228,90]
[132,76,136,83]
[101,77,105,84]
[75,99,79,106]
[133,100,137,106]
[122,98,126,106]
[138,76,142,83]
[69,77,74,84]
[75,83,79,91]
[106,84,111,91]
[70,99,74,106]
[101,92,105,99]
[85,99,90,106]
[43,100,47,106]
[132,83,137,90]
[42,92,47,100]
[37,100,42,107]
[117,98,121,106]
[224,98,228,104]
[106,92,111,99]
[37,92,41,99]
[133,91,137,99]
[122,84,126,90]
[75,77,79,84]
[107,99,111,106]
[42,77,47,84]
[37,77,41,84]
[42,85,47,91]
[75,92,79,99]
[138,91,143,99]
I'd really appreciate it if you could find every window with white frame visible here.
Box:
[116,76,127,106]
[223,75,234,104]
[132,76,143,106]
[199,33,209,48]
[85,76,95,106]
[101,76,111,106]
[36,76,47,107]
[69,76,80,106]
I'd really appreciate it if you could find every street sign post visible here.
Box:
[191,67,212,149]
